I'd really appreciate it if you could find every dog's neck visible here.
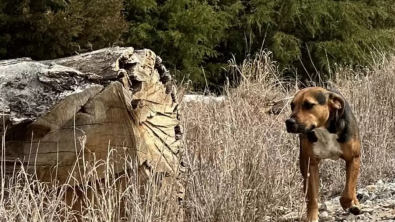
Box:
[326,109,349,143]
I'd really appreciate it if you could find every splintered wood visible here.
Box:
[0,47,184,202]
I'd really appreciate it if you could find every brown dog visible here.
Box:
[285,87,361,222]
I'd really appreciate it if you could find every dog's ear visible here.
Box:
[328,92,345,116]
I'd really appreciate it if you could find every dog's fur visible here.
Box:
[285,87,361,222]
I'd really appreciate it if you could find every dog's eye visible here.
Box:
[303,102,315,110]
[290,103,295,111]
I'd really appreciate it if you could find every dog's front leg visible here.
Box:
[300,154,320,222]
[340,155,361,215]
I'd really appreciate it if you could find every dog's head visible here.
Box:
[285,87,345,134]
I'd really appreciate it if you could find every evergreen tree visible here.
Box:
[125,0,395,90]
[233,0,395,80]
[0,0,126,60]
[0,1,10,57]
[2,0,395,91]
[124,0,242,90]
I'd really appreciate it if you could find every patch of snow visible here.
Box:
[183,94,225,104]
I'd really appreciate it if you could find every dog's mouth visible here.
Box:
[307,125,316,132]
[287,126,313,134]
[285,119,315,134]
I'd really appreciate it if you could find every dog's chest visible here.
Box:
[311,128,343,160]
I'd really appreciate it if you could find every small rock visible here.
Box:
[357,191,370,203]
[377,191,392,199]
[319,211,335,221]
[320,211,329,218]
[366,185,376,192]
[362,207,375,214]
[376,179,384,186]
[369,193,377,201]
[356,214,366,220]
[364,200,372,206]
[319,202,327,212]
[357,188,367,193]
[381,212,395,220]
[323,200,338,213]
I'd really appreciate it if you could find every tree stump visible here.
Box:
[0,47,185,219]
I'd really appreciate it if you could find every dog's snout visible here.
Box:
[285,118,298,133]
[286,118,296,126]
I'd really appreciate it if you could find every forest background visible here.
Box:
[1,0,395,92]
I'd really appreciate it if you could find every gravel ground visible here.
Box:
[269,179,395,222]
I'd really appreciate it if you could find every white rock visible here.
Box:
[357,191,370,203]
[366,185,376,192]
[320,211,329,218]
[319,202,327,211]
[323,200,338,213]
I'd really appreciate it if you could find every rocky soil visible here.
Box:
[272,179,395,221]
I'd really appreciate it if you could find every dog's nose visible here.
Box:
[285,118,297,133]
[286,118,296,127]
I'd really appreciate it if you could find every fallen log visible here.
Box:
[0,46,185,216]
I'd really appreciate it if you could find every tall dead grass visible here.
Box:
[1,50,395,221]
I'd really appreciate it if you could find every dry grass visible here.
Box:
[0,144,182,221]
[1,50,395,221]
[182,51,395,221]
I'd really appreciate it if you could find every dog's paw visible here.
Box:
[340,196,353,210]
[340,196,361,215]
[349,205,361,215]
